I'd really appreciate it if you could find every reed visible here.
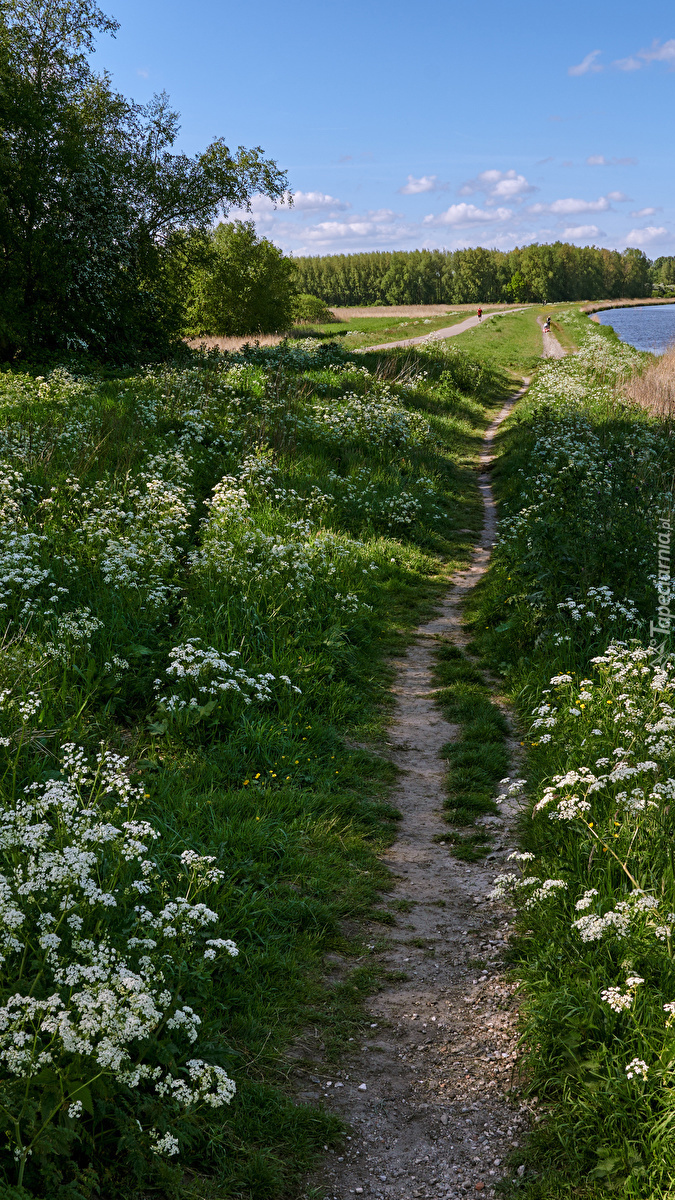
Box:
[623,345,675,418]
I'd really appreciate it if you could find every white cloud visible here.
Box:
[529,195,612,216]
[624,225,669,247]
[290,190,350,212]
[569,50,603,76]
[640,38,675,64]
[458,169,535,203]
[562,225,602,239]
[630,206,660,218]
[614,39,675,70]
[422,201,511,226]
[586,155,637,166]
[424,202,513,228]
[398,174,445,195]
[527,192,628,217]
[286,208,419,251]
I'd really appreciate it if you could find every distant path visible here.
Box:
[363,308,528,352]
[538,316,566,359]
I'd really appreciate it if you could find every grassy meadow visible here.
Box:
[448,306,547,377]
[463,310,675,1199]
[0,337,511,1199]
[292,310,471,349]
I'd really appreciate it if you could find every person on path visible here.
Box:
[477,306,483,321]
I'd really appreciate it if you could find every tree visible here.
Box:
[185,221,295,337]
[0,0,289,358]
[622,248,652,298]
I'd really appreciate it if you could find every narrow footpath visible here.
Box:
[302,385,533,1200]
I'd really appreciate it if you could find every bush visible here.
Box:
[291,294,334,324]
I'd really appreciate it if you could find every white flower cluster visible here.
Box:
[601,976,643,1012]
[0,742,238,1166]
[308,389,432,450]
[625,1057,649,1081]
[153,638,301,720]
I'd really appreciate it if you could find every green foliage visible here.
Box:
[293,244,655,307]
[291,293,334,324]
[184,221,295,337]
[652,256,675,296]
[0,0,288,360]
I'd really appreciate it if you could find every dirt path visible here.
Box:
[364,310,527,353]
[302,386,532,1200]
[537,317,566,359]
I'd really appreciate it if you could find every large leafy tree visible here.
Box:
[0,0,289,358]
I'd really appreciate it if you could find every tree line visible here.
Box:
[292,245,675,307]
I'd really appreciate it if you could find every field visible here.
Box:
[329,304,516,319]
[183,311,502,354]
[0,337,511,1197]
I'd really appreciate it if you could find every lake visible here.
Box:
[595,303,675,354]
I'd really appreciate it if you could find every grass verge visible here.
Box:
[448,308,546,377]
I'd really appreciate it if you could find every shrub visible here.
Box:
[291,294,334,324]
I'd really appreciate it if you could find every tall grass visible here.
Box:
[623,345,675,419]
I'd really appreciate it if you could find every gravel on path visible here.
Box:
[301,384,534,1200]
[538,317,566,359]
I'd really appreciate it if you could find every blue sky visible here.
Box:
[98,0,675,258]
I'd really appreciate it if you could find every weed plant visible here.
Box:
[0,338,508,1197]
[469,318,675,1198]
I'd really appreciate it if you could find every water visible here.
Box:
[595,303,675,355]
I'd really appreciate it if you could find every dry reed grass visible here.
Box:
[184,333,286,353]
[583,297,675,315]
[623,346,675,418]
[330,303,515,319]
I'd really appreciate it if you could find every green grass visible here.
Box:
[431,641,509,858]
[0,339,513,1198]
[292,310,473,348]
[448,307,546,376]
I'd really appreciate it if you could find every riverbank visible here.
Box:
[465,318,675,1200]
